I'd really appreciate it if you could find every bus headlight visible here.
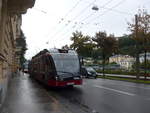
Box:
[55,76,58,80]
[55,76,63,81]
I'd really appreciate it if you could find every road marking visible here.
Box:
[146,98,150,101]
[94,85,136,96]
[97,80,150,90]
[107,82,150,90]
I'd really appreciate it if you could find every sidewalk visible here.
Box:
[98,73,150,79]
[0,72,72,113]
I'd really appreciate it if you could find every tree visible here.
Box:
[118,35,136,56]
[70,31,84,50]
[91,48,102,59]
[70,31,95,57]
[16,30,27,68]
[93,31,118,77]
[61,44,70,50]
[128,9,150,79]
[132,60,150,73]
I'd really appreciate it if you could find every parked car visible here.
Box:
[92,65,100,70]
[81,67,97,78]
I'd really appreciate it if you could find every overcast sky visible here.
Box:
[21,0,150,59]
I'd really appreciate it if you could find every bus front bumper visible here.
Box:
[47,79,83,87]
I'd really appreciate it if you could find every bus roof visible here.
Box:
[49,48,77,55]
[32,48,78,59]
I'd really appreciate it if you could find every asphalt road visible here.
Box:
[47,78,150,113]
[2,73,150,113]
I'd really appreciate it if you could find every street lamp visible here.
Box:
[92,5,99,11]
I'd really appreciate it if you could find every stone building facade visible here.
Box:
[139,52,150,63]
[109,55,135,70]
[0,0,35,108]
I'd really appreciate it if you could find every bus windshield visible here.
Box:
[51,54,80,75]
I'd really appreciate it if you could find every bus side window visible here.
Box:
[49,58,53,73]
[38,59,40,73]
[40,58,42,73]
[41,57,44,73]
[45,56,49,65]
[37,59,39,72]
[45,56,53,73]
[44,56,49,73]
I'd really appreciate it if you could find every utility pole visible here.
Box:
[144,48,147,80]
[135,14,140,80]
[144,22,148,80]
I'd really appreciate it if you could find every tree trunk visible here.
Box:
[102,52,105,78]
[135,45,140,80]
[144,50,147,80]
[135,15,140,80]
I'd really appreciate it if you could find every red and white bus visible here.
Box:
[28,49,82,87]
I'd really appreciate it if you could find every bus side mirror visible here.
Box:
[80,57,84,66]
[81,67,85,75]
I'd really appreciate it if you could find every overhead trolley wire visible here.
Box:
[80,0,114,22]
[33,8,47,14]
[47,0,97,42]
[48,0,129,47]
[65,0,83,17]
[59,0,83,23]
[58,0,129,40]
[55,0,113,43]
[83,0,128,35]
[98,6,132,15]
[80,0,132,33]
[45,0,83,39]
[70,0,97,21]
[88,0,127,23]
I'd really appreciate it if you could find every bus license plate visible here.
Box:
[67,82,74,85]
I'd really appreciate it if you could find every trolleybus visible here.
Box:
[28,49,82,87]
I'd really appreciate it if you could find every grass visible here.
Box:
[96,70,136,75]
[96,70,150,77]
[98,75,150,84]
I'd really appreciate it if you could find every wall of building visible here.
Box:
[0,0,9,106]
[139,52,150,63]
[109,55,135,70]
[0,0,35,109]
